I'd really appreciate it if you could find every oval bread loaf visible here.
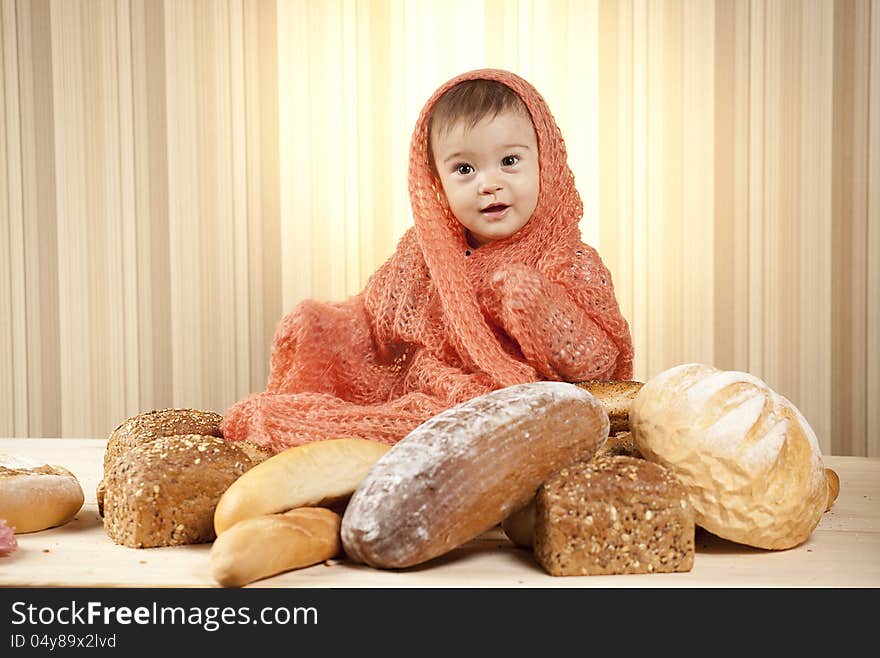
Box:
[631,363,827,550]
[214,438,390,535]
[210,507,341,587]
[0,453,85,534]
[341,381,610,569]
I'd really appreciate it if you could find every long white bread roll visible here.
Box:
[0,453,85,533]
[341,381,609,569]
[631,363,827,550]
[210,507,341,587]
[214,438,390,535]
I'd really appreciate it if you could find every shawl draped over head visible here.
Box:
[221,68,634,453]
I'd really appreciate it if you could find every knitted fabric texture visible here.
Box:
[221,68,634,453]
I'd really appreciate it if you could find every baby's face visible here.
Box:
[431,110,539,248]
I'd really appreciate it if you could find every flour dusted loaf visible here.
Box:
[102,434,257,548]
[341,381,610,569]
[575,380,643,433]
[0,453,84,533]
[631,363,828,550]
[534,455,694,576]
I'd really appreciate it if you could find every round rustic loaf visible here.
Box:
[630,363,827,550]
[0,453,85,533]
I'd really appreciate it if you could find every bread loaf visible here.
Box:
[214,438,390,535]
[98,408,223,516]
[534,455,694,576]
[103,408,224,473]
[0,453,84,533]
[102,435,256,548]
[574,380,643,433]
[211,507,341,587]
[503,429,643,549]
[341,381,609,569]
[631,363,827,550]
[501,498,536,549]
[97,409,271,516]
[594,430,641,459]
[825,468,840,511]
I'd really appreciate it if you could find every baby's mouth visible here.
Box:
[480,203,510,214]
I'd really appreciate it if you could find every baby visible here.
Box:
[222,69,633,452]
[427,80,540,250]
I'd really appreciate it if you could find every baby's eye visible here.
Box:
[501,155,520,167]
[455,163,474,175]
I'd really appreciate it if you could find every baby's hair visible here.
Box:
[427,79,531,175]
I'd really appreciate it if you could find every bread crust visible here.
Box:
[341,381,610,568]
[210,507,341,587]
[97,409,271,517]
[574,380,643,433]
[214,438,390,535]
[103,408,224,474]
[631,363,827,550]
[0,455,84,534]
[102,435,255,548]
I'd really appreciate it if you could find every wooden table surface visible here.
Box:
[1,438,878,588]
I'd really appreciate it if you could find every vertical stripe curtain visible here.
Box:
[1,0,878,456]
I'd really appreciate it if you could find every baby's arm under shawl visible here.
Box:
[480,255,627,382]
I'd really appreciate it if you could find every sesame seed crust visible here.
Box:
[102,434,256,548]
[534,455,695,576]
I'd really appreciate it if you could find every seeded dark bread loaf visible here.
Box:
[102,434,257,548]
[97,409,270,516]
[502,431,643,549]
[534,455,694,576]
[104,409,224,469]
[574,381,643,433]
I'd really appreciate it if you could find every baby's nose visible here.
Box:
[478,177,503,194]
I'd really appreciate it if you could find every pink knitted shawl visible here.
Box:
[221,69,633,452]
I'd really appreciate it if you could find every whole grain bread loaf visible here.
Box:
[103,408,224,474]
[534,455,694,576]
[97,409,270,516]
[102,434,256,548]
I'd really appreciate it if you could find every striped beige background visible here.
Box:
[1,0,878,457]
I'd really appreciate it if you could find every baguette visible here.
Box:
[210,507,341,587]
[341,381,609,569]
[0,453,84,534]
[214,438,390,535]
